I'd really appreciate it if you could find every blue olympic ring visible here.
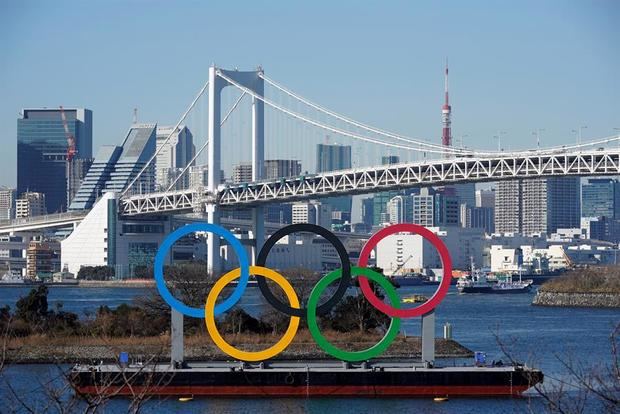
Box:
[153,223,250,318]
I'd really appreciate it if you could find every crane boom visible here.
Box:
[393,254,414,276]
[59,106,77,161]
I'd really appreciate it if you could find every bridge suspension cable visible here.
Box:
[165,91,248,192]
[121,79,211,197]
[218,71,462,156]
[261,73,620,157]
[260,73,472,155]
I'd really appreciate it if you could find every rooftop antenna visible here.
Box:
[133,108,138,124]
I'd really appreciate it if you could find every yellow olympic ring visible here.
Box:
[204,265,300,362]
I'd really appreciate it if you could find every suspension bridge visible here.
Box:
[3,66,620,242]
[4,65,619,366]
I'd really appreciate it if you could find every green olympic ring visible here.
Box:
[306,266,402,362]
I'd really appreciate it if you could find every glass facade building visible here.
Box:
[316,143,352,214]
[69,124,156,210]
[17,108,92,213]
[582,178,620,219]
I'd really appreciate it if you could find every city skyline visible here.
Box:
[1,1,619,187]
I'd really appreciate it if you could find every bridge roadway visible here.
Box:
[120,149,620,216]
[0,212,368,242]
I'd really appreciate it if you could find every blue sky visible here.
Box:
[1,0,618,186]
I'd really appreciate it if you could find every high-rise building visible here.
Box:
[232,163,253,184]
[69,146,121,210]
[435,188,461,226]
[316,143,352,214]
[453,183,476,207]
[476,189,495,208]
[292,202,332,228]
[104,124,157,194]
[16,192,46,218]
[17,108,92,213]
[522,178,580,235]
[189,166,209,188]
[582,178,620,219]
[155,125,195,190]
[316,143,351,173]
[381,155,400,165]
[361,197,374,227]
[495,178,580,235]
[463,206,495,234]
[69,124,156,210]
[373,191,399,225]
[223,163,254,220]
[586,216,620,243]
[265,204,293,224]
[264,159,302,179]
[413,188,459,227]
[67,158,93,207]
[495,180,522,233]
[413,189,436,227]
[387,195,413,224]
[0,188,16,220]
[371,155,402,225]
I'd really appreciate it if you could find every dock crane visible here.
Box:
[392,254,414,276]
[59,106,78,207]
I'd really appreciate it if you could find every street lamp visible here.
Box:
[571,125,587,145]
[532,128,545,151]
[493,130,507,152]
[456,134,468,150]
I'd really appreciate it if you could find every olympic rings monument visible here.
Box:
[69,68,544,397]
[154,68,447,366]
[154,222,451,365]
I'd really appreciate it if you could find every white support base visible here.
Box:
[421,310,435,365]
[170,308,184,367]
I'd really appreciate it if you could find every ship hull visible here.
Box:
[70,361,543,398]
[458,286,531,294]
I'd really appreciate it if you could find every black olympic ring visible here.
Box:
[256,223,352,318]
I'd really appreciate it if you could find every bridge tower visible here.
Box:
[206,66,265,274]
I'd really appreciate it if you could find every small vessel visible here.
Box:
[402,294,429,304]
[391,273,427,286]
[457,260,533,294]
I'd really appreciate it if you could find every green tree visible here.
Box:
[15,285,49,324]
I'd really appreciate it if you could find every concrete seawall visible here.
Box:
[533,291,620,308]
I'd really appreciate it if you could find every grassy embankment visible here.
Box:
[5,330,472,363]
[539,266,620,294]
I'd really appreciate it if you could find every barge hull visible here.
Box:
[70,361,543,398]
[74,384,531,397]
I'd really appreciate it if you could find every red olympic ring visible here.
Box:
[357,223,452,318]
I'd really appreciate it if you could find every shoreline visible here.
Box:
[533,291,620,308]
[0,279,156,288]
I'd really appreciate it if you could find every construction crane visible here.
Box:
[59,106,78,208]
[393,254,414,276]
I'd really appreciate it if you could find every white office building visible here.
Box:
[292,202,332,228]
[375,226,485,275]
[0,188,16,220]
